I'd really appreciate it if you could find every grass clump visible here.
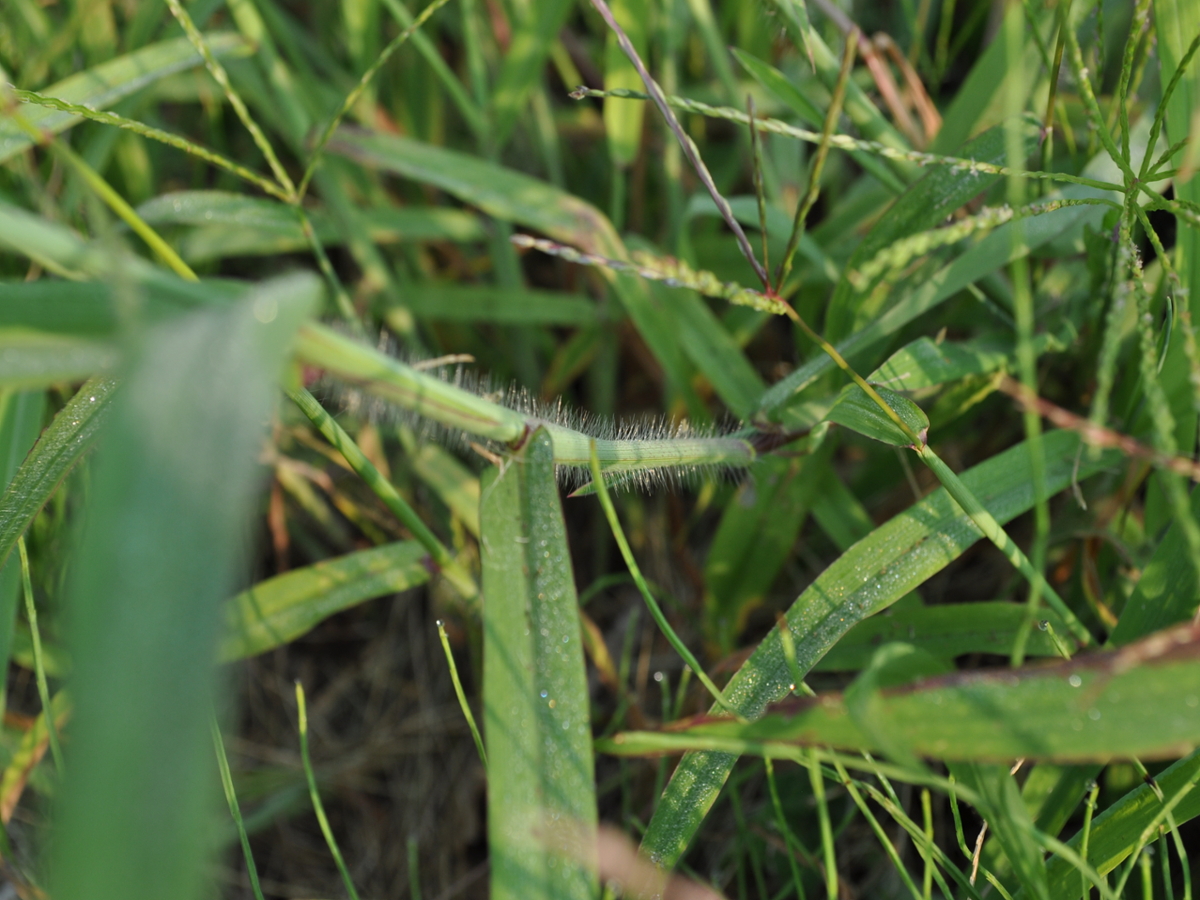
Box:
[0,0,1199,898]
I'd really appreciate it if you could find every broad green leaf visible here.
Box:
[639,430,1119,868]
[814,601,1068,671]
[481,427,597,900]
[607,622,1200,764]
[869,335,1015,391]
[329,131,617,256]
[219,541,430,661]
[1042,749,1200,899]
[388,285,598,326]
[703,455,819,655]
[826,384,928,446]
[0,33,250,162]
[0,376,118,574]
[50,273,318,900]
[135,191,484,264]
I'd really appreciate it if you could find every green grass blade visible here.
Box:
[294,681,362,900]
[219,541,430,661]
[0,388,45,719]
[1041,750,1200,899]
[49,273,318,900]
[639,430,1118,868]
[606,621,1200,762]
[481,427,597,900]
[0,33,250,163]
[814,601,1069,671]
[0,376,117,574]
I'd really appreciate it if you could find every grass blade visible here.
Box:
[219,541,431,661]
[481,427,597,900]
[49,274,318,900]
[639,430,1118,868]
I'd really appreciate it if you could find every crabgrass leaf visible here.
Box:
[219,541,431,661]
[826,384,928,446]
[481,427,597,900]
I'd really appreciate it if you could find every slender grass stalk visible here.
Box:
[295,680,362,900]
[298,0,455,199]
[210,717,267,900]
[746,95,771,283]
[287,386,478,601]
[570,87,1127,194]
[18,536,63,775]
[764,757,808,900]
[164,0,297,200]
[295,208,361,328]
[587,440,742,719]
[436,619,487,769]
[806,749,838,900]
[407,837,423,900]
[1140,30,1200,181]
[828,757,923,900]
[1003,0,1049,668]
[920,788,933,900]
[777,28,856,289]
[0,102,198,281]
[587,0,769,288]
[1084,782,1099,900]
[8,89,291,201]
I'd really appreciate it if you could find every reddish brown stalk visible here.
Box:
[999,375,1200,481]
